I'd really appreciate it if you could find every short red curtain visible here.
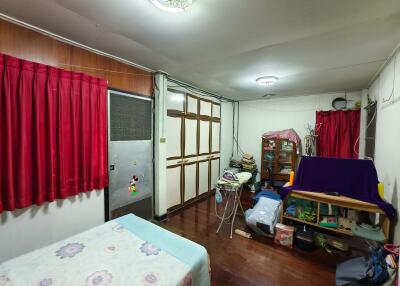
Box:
[0,53,108,212]
[316,110,360,159]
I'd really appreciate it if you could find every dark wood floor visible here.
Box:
[159,194,344,286]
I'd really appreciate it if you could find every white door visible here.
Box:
[166,165,182,209]
[184,163,197,202]
[184,118,197,157]
[210,158,220,190]
[166,116,182,159]
[200,100,212,116]
[198,160,209,195]
[211,121,220,153]
[199,120,210,155]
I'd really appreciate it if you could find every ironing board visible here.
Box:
[216,172,252,238]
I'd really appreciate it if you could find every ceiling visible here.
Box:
[1,0,400,100]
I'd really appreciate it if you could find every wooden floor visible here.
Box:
[159,194,344,286]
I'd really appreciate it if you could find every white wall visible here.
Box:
[369,49,400,243]
[220,102,234,174]
[0,190,104,263]
[154,73,168,217]
[237,91,362,180]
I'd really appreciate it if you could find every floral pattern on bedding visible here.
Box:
[0,221,192,286]
[55,242,85,259]
[140,242,161,256]
[0,275,9,286]
[85,270,113,286]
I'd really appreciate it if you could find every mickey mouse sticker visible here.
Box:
[128,175,139,196]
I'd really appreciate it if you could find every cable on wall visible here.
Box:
[166,75,236,103]
[382,53,397,104]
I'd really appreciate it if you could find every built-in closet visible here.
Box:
[165,89,221,212]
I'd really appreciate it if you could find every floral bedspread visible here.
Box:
[0,220,193,286]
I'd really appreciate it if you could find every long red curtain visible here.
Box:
[316,110,360,159]
[0,53,108,212]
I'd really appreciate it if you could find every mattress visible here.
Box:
[0,214,210,286]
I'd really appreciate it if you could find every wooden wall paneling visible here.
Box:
[0,19,153,96]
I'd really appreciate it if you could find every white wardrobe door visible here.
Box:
[198,161,209,195]
[200,100,212,116]
[212,104,221,118]
[184,118,197,156]
[166,90,185,111]
[211,122,220,153]
[199,120,210,154]
[210,158,220,189]
[184,163,197,202]
[186,96,198,114]
[166,166,181,209]
[166,116,182,158]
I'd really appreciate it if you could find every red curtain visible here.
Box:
[316,110,360,159]
[0,53,108,212]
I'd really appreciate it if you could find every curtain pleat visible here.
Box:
[0,53,108,212]
[316,110,360,159]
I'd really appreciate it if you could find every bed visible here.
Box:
[0,214,210,286]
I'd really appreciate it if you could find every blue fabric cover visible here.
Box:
[117,214,210,286]
[281,156,396,220]
[253,190,281,204]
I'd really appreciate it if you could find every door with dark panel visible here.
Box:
[107,90,153,220]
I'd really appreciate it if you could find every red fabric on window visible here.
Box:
[0,53,108,212]
[316,110,360,159]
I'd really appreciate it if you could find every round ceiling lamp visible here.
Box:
[151,0,194,13]
[256,76,279,86]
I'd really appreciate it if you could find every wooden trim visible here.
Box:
[167,110,185,117]
[183,154,198,159]
[167,189,215,214]
[289,190,385,213]
[167,156,182,161]
[198,114,211,121]
[166,164,182,169]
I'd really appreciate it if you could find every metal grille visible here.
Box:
[110,93,152,141]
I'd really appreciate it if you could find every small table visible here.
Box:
[216,172,252,238]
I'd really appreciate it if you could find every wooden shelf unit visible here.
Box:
[261,137,297,182]
[281,190,390,240]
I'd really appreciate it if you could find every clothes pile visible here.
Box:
[229,156,242,168]
[336,246,398,286]
[241,153,257,172]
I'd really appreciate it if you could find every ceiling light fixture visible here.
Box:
[256,76,279,86]
[151,0,194,13]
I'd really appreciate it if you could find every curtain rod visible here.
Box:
[157,72,236,103]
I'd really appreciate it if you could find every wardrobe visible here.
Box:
[165,89,221,212]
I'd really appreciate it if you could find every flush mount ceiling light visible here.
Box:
[256,76,279,86]
[151,0,194,13]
